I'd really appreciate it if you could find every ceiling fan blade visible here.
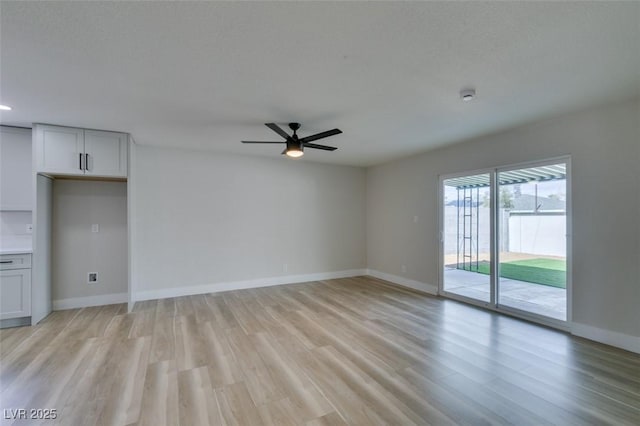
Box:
[303,142,337,151]
[241,141,285,144]
[265,123,291,140]
[299,128,342,143]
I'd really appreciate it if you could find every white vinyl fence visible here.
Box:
[507,212,566,257]
[444,207,566,257]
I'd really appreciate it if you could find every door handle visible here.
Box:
[79,153,83,171]
[85,153,89,171]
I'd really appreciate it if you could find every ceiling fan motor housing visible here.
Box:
[287,138,303,152]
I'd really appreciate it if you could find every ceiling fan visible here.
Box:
[242,123,342,158]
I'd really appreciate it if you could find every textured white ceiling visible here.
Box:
[1,2,638,166]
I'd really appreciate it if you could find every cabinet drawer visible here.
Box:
[0,254,32,270]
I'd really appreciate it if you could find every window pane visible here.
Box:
[443,173,491,303]
[497,163,567,321]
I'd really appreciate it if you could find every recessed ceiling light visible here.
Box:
[460,88,476,102]
[0,104,12,111]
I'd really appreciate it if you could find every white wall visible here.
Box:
[32,175,52,324]
[52,180,128,304]
[0,211,31,237]
[131,146,366,299]
[367,98,640,340]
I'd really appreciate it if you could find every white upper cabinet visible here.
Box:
[0,126,33,210]
[84,130,127,177]
[35,124,127,178]
[35,125,84,175]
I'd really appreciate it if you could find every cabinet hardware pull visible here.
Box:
[79,153,83,170]
[0,260,14,264]
[85,153,89,171]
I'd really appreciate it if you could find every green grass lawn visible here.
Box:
[457,258,566,289]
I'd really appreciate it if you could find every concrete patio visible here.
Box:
[444,268,567,321]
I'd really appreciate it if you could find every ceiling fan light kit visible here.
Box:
[242,122,341,159]
[285,143,304,158]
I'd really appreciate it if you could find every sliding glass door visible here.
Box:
[497,163,568,321]
[442,172,492,304]
[440,159,570,326]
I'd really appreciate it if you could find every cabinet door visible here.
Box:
[35,125,84,175]
[0,269,31,320]
[0,126,33,210]
[84,130,128,178]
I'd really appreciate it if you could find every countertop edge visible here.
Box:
[0,249,33,255]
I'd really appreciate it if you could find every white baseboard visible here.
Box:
[571,322,640,354]
[133,269,368,302]
[53,292,128,310]
[366,269,437,295]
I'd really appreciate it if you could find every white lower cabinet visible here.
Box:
[0,254,32,320]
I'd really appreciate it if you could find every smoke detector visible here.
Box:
[460,88,476,102]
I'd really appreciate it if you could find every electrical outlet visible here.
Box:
[88,272,98,284]
[26,224,33,234]
[413,216,418,223]
[283,263,288,273]
[401,265,407,273]
[91,224,99,233]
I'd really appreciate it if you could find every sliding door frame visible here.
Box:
[438,156,572,331]
[438,167,496,310]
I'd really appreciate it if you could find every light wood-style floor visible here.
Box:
[1,276,639,425]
